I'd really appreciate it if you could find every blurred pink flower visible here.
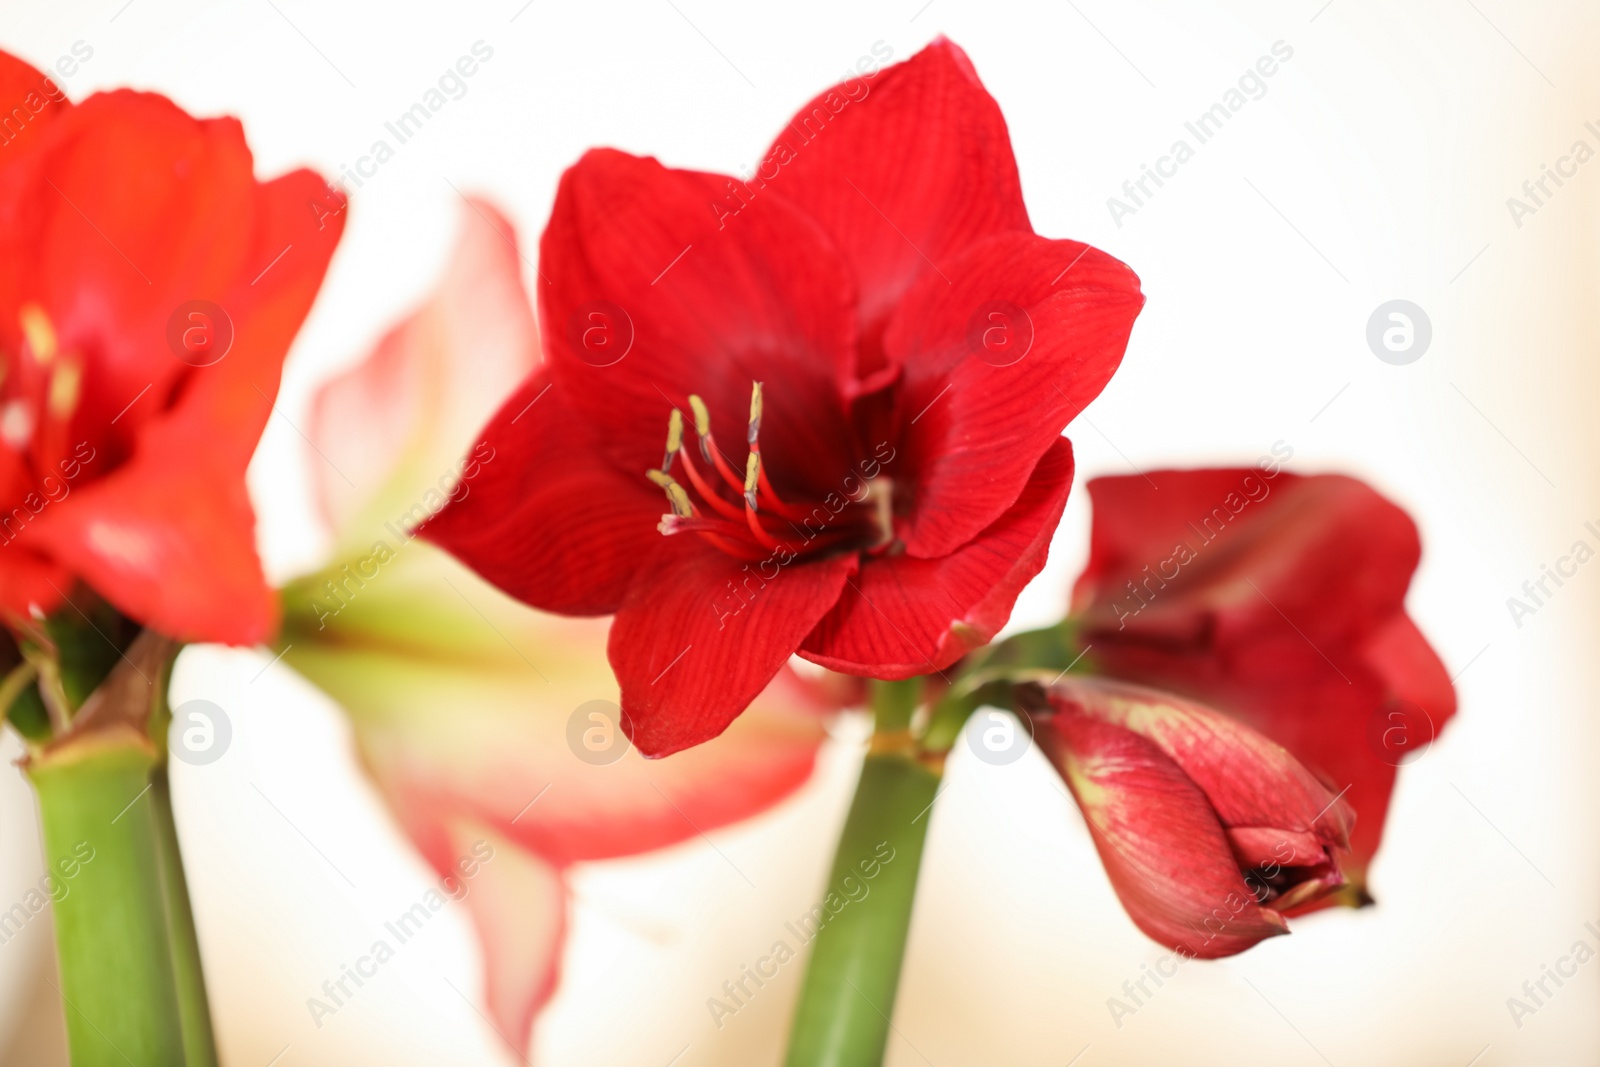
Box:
[279,198,849,1055]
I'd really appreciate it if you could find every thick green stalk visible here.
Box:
[151,764,219,1067]
[28,728,187,1067]
[784,680,941,1067]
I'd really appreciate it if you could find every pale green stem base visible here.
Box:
[784,680,941,1067]
[29,733,187,1067]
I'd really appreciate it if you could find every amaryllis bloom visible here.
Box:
[426,39,1143,756]
[281,200,846,1055]
[1028,676,1354,958]
[1068,467,1455,898]
[0,49,343,643]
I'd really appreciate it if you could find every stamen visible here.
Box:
[662,408,684,472]
[647,382,886,563]
[0,401,32,449]
[677,448,744,521]
[867,477,896,548]
[743,453,760,512]
[658,514,769,561]
[48,359,81,419]
[688,394,714,464]
[19,305,56,364]
[687,392,747,493]
[741,453,787,551]
[646,469,695,517]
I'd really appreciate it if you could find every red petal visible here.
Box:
[885,232,1141,558]
[0,50,71,155]
[538,148,859,496]
[763,38,1030,369]
[2,92,258,427]
[1073,470,1420,648]
[800,437,1074,678]
[421,369,664,616]
[29,448,273,643]
[1070,469,1454,881]
[309,196,539,538]
[1049,676,1353,850]
[0,543,72,623]
[28,166,342,643]
[1037,708,1291,958]
[608,537,857,756]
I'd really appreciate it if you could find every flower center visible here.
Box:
[3,305,83,470]
[644,382,891,563]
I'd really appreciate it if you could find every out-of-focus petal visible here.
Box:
[309,197,539,545]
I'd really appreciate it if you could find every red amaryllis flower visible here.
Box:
[426,39,1144,756]
[1028,676,1354,958]
[0,49,343,643]
[282,199,849,1055]
[1068,467,1455,898]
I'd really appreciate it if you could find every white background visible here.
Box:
[3,1,1598,1064]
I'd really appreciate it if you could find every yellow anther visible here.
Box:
[666,482,693,517]
[48,359,81,419]
[19,304,56,364]
[647,469,694,517]
[688,394,711,438]
[747,381,763,444]
[743,453,760,510]
[665,408,684,454]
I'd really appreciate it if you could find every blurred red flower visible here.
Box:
[426,39,1144,756]
[1068,467,1456,899]
[0,49,343,643]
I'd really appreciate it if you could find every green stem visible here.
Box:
[28,729,187,1067]
[784,680,941,1067]
[151,764,219,1067]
